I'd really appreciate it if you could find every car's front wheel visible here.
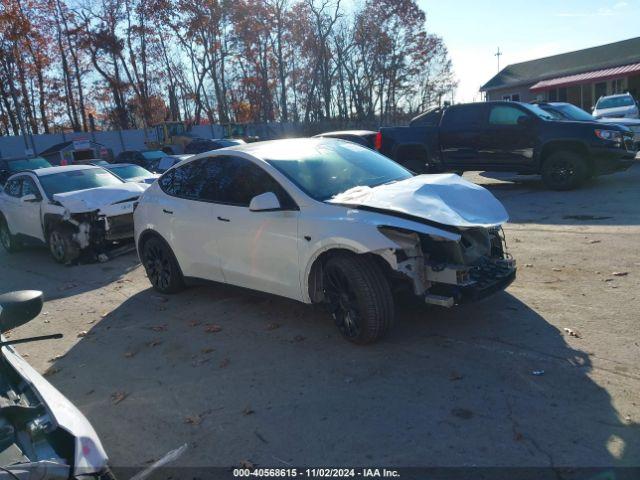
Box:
[48,226,80,264]
[0,217,20,253]
[541,151,588,190]
[323,254,394,345]
[141,236,185,293]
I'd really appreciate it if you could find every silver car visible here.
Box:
[593,93,639,119]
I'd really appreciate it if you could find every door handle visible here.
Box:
[162,208,173,214]
[217,216,230,222]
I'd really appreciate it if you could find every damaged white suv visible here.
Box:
[135,139,516,344]
[0,165,147,264]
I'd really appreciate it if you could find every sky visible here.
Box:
[415,0,640,102]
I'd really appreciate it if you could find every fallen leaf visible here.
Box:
[612,271,629,277]
[563,327,581,338]
[201,347,214,354]
[189,320,202,327]
[449,371,463,381]
[219,358,230,368]
[77,331,88,338]
[552,268,562,272]
[205,324,222,333]
[242,407,255,416]
[185,415,202,426]
[239,460,255,469]
[524,263,533,268]
[44,367,61,377]
[266,322,280,330]
[124,351,137,358]
[44,319,50,324]
[147,339,162,347]
[589,240,601,244]
[293,335,306,342]
[531,370,545,376]
[151,325,168,332]
[48,354,65,363]
[111,391,128,405]
[514,432,524,441]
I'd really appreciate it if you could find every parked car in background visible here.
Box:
[592,93,639,119]
[0,165,147,264]
[376,101,636,190]
[0,290,114,479]
[100,163,159,184]
[114,150,167,170]
[134,138,515,345]
[183,138,245,155]
[313,130,377,149]
[0,157,52,184]
[147,154,192,174]
[536,101,640,151]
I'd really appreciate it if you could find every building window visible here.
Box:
[594,82,607,101]
[611,78,625,94]
[558,87,568,102]
[511,94,520,102]
[548,89,558,102]
[502,95,511,101]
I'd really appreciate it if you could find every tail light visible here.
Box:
[374,131,382,150]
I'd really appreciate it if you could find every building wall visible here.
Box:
[485,84,540,102]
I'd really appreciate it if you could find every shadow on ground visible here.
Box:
[473,164,640,226]
[45,281,639,471]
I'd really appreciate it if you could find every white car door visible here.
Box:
[155,158,224,282]
[204,155,302,300]
[13,176,45,241]
[0,177,23,235]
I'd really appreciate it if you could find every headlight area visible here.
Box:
[378,226,516,307]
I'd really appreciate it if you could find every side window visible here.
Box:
[21,178,41,198]
[489,106,528,126]
[158,158,216,200]
[441,105,485,129]
[5,179,22,197]
[215,157,294,208]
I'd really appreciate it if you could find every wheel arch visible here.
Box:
[539,140,593,172]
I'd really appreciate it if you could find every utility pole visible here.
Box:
[495,47,503,72]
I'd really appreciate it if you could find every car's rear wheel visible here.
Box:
[141,236,185,293]
[323,254,394,345]
[48,226,80,264]
[0,217,20,253]
[541,151,588,190]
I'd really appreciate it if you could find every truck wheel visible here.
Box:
[541,151,588,190]
[141,236,185,293]
[323,254,394,345]
[0,217,20,253]
[48,226,80,264]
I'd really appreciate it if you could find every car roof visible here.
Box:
[26,165,101,177]
[599,93,633,99]
[205,137,359,161]
[314,130,377,137]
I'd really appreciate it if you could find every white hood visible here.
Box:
[328,174,509,228]
[53,183,147,214]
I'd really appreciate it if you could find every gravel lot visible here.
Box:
[1,166,639,473]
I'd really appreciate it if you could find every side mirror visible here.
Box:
[517,115,534,126]
[0,291,43,332]
[249,192,281,212]
[20,193,39,203]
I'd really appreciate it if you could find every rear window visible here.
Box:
[141,151,167,160]
[597,96,635,109]
[109,165,151,179]
[441,105,485,129]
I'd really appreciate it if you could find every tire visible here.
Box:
[0,216,20,253]
[141,236,185,294]
[541,151,588,190]
[323,254,394,345]
[48,225,80,264]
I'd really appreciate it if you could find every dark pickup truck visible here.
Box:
[376,101,637,190]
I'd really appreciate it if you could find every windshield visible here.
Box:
[7,157,51,172]
[548,104,595,121]
[265,140,413,201]
[109,165,151,179]
[142,151,167,160]
[596,96,635,109]
[39,167,124,197]
[520,103,556,121]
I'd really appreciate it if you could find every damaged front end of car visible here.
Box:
[378,224,516,307]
